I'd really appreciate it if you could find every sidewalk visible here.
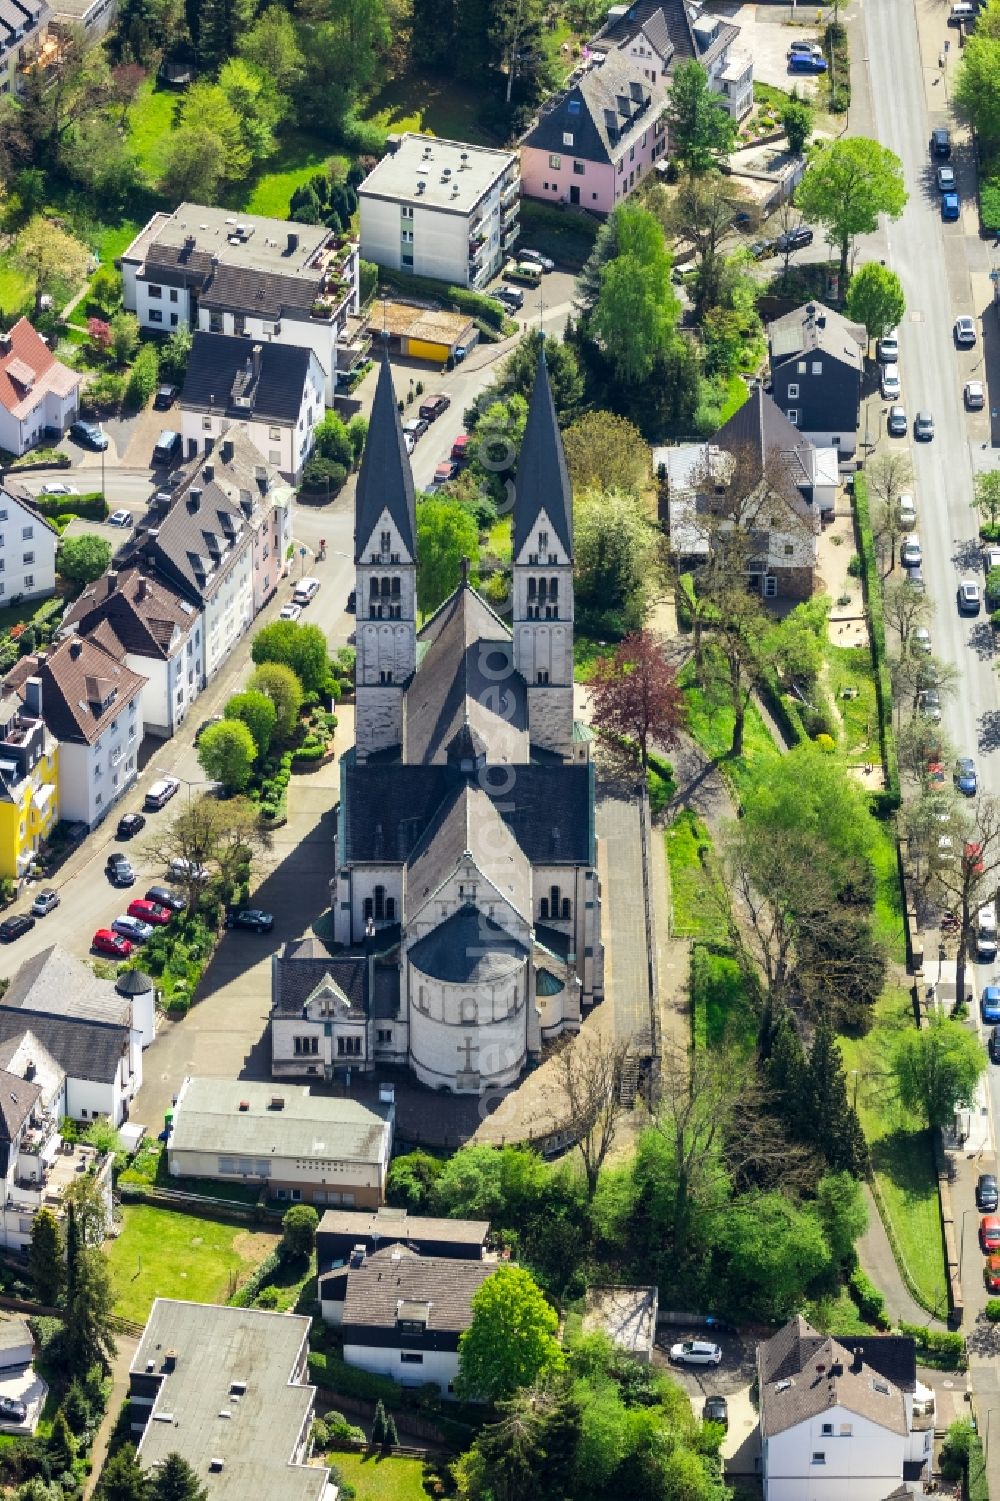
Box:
[83,1333,139,1499]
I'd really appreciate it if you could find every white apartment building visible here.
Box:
[360,134,520,290]
[0,0,49,96]
[0,480,57,605]
[120,204,360,401]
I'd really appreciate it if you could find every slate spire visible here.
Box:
[512,347,573,560]
[354,346,416,564]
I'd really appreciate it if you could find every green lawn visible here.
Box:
[0,255,35,319]
[691,941,756,1052]
[717,372,749,425]
[664,810,730,942]
[679,659,780,801]
[573,634,616,683]
[871,821,906,964]
[230,133,348,218]
[826,644,880,764]
[362,74,490,144]
[128,79,181,182]
[105,1204,280,1324]
[838,987,949,1318]
[330,1453,436,1501]
[805,1285,878,1337]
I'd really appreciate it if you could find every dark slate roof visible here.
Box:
[271,938,400,1022]
[512,352,574,561]
[198,265,317,320]
[757,1317,908,1439]
[758,1314,825,1385]
[768,302,866,371]
[340,1246,494,1334]
[409,904,529,984]
[181,331,312,425]
[0,1008,127,1086]
[140,478,252,608]
[405,585,527,766]
[714,386,818,519]
[344,759,595,868]
[115,970,153,996]
[535,922,572,961]
[405,785,531,919]
[354,351,416,565]
[9,635,146,748]
[61,567,196,662]
[594,0,695,61]
[0,1067,39,1147]
[521,51,655,173]
[837,1336,916,1395]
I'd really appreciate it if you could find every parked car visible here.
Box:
[950,1,975,21]
[403,416,430,442]
[927,760,947,786]
[108,509,132,528]
[418,394,450,422]
[978,1172,1000,1210]
[0,914,34,943]
[293,577,320,605]
[986,546,1000,574]
[955,315,977,346]
[279,601,303,621]
[914,410,935,440]
[986,1256,1000,1292]
[965,380,985,411]
[106,853,135,886]
[749,237,775,260]
[194,716,222,745]
[880,363,901,400]
[979,904,998,960]
[775,225,814,253]
[518,248,555,272]
[702,1395,729,1428]
[0,1396,26,1421]
[903,563,925,592]
[112,914,153,943]
[144,776,180,811]
[900,534,922,567]
[504,260,543,286]
[917,687,941,721]
[877,332,899,363]
[956,757,978,795]
[887,404,908,436]
[153,384,178,410]
[932,126,952,157]
[93,927,131,958]
[789,50,827,72]
[168,857,209,882]
[669,1340,722,1367]
[40,481,79,496]
[226,908,274,933]
[153,430,181,466]
[937,164,957,190]
[145,885,186,913]
[981,1215,1000,1251]
[942,191,961,221]
[451,433,472,463]
[494,285,524,311]
[70,419,108,451]
[431,459,460,488]
[958,579,982,613]
[787,39,823,57]
[30,889,59,916]
[898,493,917,528]
[127,898,172,926]
[991,1027,1000,1065]
[966,840,986,876]
[911,625,931,654]
[116,812,146,839]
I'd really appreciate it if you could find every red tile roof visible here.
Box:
[0,319,79,419]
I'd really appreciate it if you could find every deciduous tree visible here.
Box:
[415,497,480,615]
[973,469,1000,530]
[247,662,304,743]
[665,59,738,175]
[57,534,112,586]
[661,169,745,315]
[845,260,906,345]
[549,1030,634,1197]
[590,205,680,385]
[587,630,685,772]
[955,26,1000,153]
[13,216,89,315]
[930,794,1000,1009]
[238,5,305,92]
[458,1264,563,1402]
[160,125,226,203]
[281,1203,319,1260]
[796,137,907,283]
[562,410,649,496]
[225,690,276,761]
[867,451,914,575]
[196,719,256,792]
[251,621,330,696]
[781,95,812,154]
[574,490,654,637]
[140,796,271,913]
[891,1013,986,1129]
[882,574,932,645]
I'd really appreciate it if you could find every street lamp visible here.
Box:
[157,771,214,806]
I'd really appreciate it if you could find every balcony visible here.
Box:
[500,176,520,205]
[502,224,519,250]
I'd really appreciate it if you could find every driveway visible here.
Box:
[715,2,824,93]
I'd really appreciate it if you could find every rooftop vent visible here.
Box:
[229,1381,247,1397]
[163,1349,178,1372]
[145,1360,155,1373]
[218,1409,232,1419]
[269,1095,285,1110]
[209,1458,225,1472]
[773,1379,793,1393]
[152,1412,174,1423]
[416,181,426,194]
[287,231,299,254]
[238,1100,250,1112]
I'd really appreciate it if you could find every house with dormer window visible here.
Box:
[0,319,80,459]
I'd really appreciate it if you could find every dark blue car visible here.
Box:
[789,52,828,73]
[69,419,109,451]
[956,758,978,796]
[982,986,1000,1023]
[942,191,960,221]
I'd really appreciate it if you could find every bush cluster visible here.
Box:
[853,474,900,813]
[228,1245,283,1308]
[31,492,108,522]
[847,1265,892,1328]
[376,266,507,332]
[898,1320,965,1367]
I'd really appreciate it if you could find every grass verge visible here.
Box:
[691,940,757,1053]
[838,986,949,1318]
[106,1204,279,1324]
[665,809,730,942]
[679,658,780,801]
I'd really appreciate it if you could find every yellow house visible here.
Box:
[0,683,58,882]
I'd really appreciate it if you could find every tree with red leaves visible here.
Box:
[587,630,686,772]
[87,316,112,353]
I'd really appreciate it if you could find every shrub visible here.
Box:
[376,265,507,331]
[31,492,108,522]
[985,1298,1000,1321]
[898,1321,965,1367]
[848,1265,891,1328]
[301,455,348,494]
[125,341,159,410]
[847,554,862,577]
[854,475,900,813]
[982,175,1000,233]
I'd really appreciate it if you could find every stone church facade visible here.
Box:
[270,352,604,1096]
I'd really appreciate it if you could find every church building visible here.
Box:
[270,352,604,1096]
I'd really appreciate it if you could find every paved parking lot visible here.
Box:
[716,1,824,93]
[656,1327,761,1476]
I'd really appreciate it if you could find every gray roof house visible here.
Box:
[129,1299,333,1501]
[317,1205,489,1271]
[767,301,867,456]
[167,1076,394,1210]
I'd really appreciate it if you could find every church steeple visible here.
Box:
[353,348,417,759]
[511,351,575,759]
[354,348,416,565]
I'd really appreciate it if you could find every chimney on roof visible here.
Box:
[24,1060,34,1081]
[135,578,148,603]
[107,570,118,593]
[287,231,299,254]
[203,461,214,483]
[163,1349,178,1372]
[188,487,202,513]
[69,640,82,659]
[0,331,11,356]
[23,677,41,719]
[851,1345,863,1373]
[221,438,234,465]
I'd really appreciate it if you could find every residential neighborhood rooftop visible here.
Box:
[123,203,334,282]
[340,1245,494,1332]
[360,133,517,212]
[169,1077,393,1165]
[131,1300,328,1501]
[318,1205,490,1248]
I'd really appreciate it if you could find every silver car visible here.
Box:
[112,914,154,943]
[900,534,922,567]
[669,1340,722,1366]
[880,363,901,400]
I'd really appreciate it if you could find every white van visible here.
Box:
[978,903,998,960]
[898,494,916,529]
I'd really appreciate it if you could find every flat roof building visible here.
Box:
[360,133,520,290]
[129,1299,334,1500]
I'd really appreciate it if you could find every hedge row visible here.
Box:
[309,1351,405,1408]
[228,1245,283,1308]
[31,492,108,522]
[853,473,901,814]
[847,1265,892,1329]
[758,668,807,749]
[898,1321,965,1368]
[376,266,507,333]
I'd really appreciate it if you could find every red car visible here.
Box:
[451,433,471,463]
[965,842,985,876]
[433,459,459,487]
[981,1215,1000,1251]
[93,928,132,958]
[127,898,172,926]
[927,761,946,786]
[986,1256,1000,1292]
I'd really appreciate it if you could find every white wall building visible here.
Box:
[360,134,520,289]
[8,633,145,830]
[120,203,360,402]
[0,480,58,605]
[0,320,80,460]
[758,1318,933,1501]
[0,0,49,97]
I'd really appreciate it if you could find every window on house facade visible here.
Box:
[202,416,212,431]
[148,285,162,299]
[401,204,414,219]
[573,161,585,175]
[21,526,31,540]
[787,383,799,399]
[548,154,561,169]
[377,1028,392,1043]
[337,1035,362,1056]
[400,1352,424,1364]
[812,1454,826,1465]
[563,132,574,146]
[23,575,33,589]
[293,1036,319,1055]
[537,670,549,684]
[812,361,822,374]
[149,310,163,323]
[787,410,798,426]
[22,552,32,565]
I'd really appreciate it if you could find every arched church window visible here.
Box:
[380,576,391,597]
[562,897,572,920]
[385,897,396,921]
[461,997,478,1023]
[363,897,373,920]
[538,577,547,600]
[551,885,560,914]
[539,898,549,919]
[550,577,559,597]
[380,530,391,553]
[391,576,401,596]
[369,577,379,597]
[374,885,385,920]
[527,577,536,599]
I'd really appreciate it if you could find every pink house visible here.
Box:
[520,50,669,215]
